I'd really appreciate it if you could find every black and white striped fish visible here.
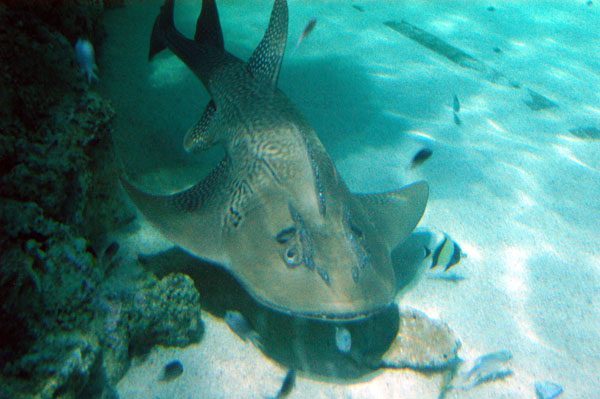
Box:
[426,233,465,272]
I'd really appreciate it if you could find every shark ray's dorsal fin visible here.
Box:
[184,100,217,152]
[355,181,429,250]
[195,0,224,50]
[119,158,233,266]
[247,0,288,88]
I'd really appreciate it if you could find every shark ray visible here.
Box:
[121,0,429,320]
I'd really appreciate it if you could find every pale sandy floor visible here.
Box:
[101,1,600,398]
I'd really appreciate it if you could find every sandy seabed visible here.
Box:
[99,1,600,398]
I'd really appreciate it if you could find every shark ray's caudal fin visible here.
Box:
[149,0,175,60]
[195,0,224,50]
[247,0,288,88]
[149,0,229,92]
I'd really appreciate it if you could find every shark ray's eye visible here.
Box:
[276,227,297,243]
[283,245,302,267]
[281,242,304,267]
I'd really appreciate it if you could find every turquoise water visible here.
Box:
[99,1,599,398]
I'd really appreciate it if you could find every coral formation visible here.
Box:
[0,1,204,398]
[0,199,101,360]
[0,2,129,237]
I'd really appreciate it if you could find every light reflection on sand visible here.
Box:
[552,144,600,173]
[148,55,188,88]
[104,0,600,397]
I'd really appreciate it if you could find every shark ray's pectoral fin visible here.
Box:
[120,159,233,266]
[390,231,432,296]
[355,181,429,250]
[194,0,224,49]
[184,100,218,152]
[247,0,288,87]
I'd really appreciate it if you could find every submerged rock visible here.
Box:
[0,199,102,360]
[127,273,204,355]
[535,380,563,399]
[449,350,513,391]
[0,2,203,398]
[380,308,460,371]
[0,3,132,241]
[2,332,115,399]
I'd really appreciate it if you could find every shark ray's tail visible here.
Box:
[150,0,225,61]
[149,0,230,92]
[149,0,174,60]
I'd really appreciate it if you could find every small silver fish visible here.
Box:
[75,38,99,84]
[453,94,460,113]
[159,360,183,382]
[452,350,513,390]
[569,126,600,140]
[410,148,433,169]
[335,326,352,353]
[453,112,461,125]
[293,18,317,51]
[225,310,262,349]
[102,241,120,262]
[535,380,563,399]
[266,368,296,399]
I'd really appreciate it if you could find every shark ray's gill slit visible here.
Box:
[260,157,282,185]
[256,141,283,185]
